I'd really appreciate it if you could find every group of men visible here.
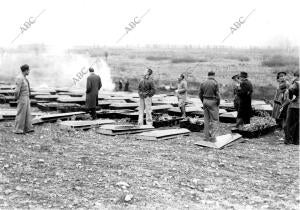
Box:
[12,64,299,145]
[271,71,299,145]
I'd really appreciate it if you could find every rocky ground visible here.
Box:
[0,115,299,210]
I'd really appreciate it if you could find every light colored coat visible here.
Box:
[14,74,33,133]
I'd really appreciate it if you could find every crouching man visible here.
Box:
[14,64,34,134]
[138,68,155,126]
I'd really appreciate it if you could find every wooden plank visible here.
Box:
[0,85,15,90]
[109,103,139,109]
[220,111,237,118]
[253,104,273,112]
[169,107,203,113]
[135,105,173,112]
[57,97,85,104]
[0,109,43,120]
[97,124,154,135]
[0,90,15,95]
[9,99,37,107]
[194,133,242,149]
[136,128,190,141]
[39,112,85,120]
[219,111,237,123]
[34,95,58,101]
[0,96,15,103]
[59,119,115,130]
[96,109,133,119]
[37,102,81,112]
[99,99,127,104]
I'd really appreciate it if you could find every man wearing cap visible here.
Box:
[138,68,155,126]
[236,71,253,128]
[14,64,34,134]
[176,74,188,118]
[199,71,220,141]
[86,67,102,120]
[284,72,299,145]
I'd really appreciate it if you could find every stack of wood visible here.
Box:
[96,124,154,136]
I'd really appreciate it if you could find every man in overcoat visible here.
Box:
[14,64,34,134]
[236,71,253,128]
[86,67,102,119]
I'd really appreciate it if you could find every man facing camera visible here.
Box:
[86,67,102,120]
[138,68,155,126]
[14,64,33,134]
[176,73,188,118]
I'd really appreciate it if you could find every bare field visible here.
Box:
[0,105,299,209]
[0,119,299,209]
[0,46,299,209]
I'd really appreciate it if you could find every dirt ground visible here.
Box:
[0,113,299,209]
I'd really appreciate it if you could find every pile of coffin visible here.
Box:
[96,124,191,140]
[0,84,272,127]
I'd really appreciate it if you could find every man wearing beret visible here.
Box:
[236,71,253,128]
[14,64,34,134]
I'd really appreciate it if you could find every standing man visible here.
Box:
[124,79,130,91]
[14,64,33,134]
[272,72,290,128]
[199,71,220,141]
[176,74,188,118]
[284,72,299,145]
[236,71,253,128]
[118,79,123,91]
[86,67,102,120]
[232,74,240,111]
[138,68,155,126]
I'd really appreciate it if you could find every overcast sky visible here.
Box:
[0,0,299,49]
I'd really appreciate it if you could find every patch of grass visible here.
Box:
[271,65,299,76]
[224,55,250,62]
[171,57,207,64]
[262,55,299,67]
[145,56,170,61]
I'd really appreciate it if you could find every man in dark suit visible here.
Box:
[86,67,102,119]
[236,71,253,128]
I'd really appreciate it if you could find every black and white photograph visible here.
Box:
[0,0,299,209]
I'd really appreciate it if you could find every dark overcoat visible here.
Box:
[237,78,253,122]
[86,73,102,108]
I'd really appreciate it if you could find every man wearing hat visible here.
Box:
[236,71,253,128]
[199,71,220,141]
[138,68,155,126]
[86,67,102,119]
[14,64,34,134]
[176,73,188,118]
